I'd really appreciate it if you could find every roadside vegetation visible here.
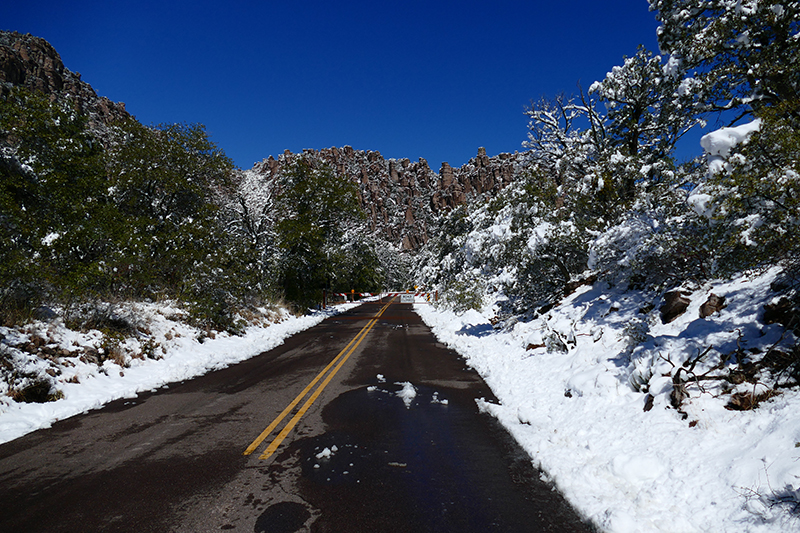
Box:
[418,0,800,394]
[0,87,385,403]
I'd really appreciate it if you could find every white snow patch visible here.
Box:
[431,391,448,405]
[316,445,338,460]
[701,119,761,175]
[415,269,800,532]
[396,382,417,408]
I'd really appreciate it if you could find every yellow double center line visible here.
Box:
[244,300,392,460]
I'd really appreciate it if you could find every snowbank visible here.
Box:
[0,301,360,444]
[416,270,800,532]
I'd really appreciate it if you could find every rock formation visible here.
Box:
[0,30,532,253]
[247,146,531,250]
[0,31,129,127]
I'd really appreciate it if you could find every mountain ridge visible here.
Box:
[0,29,532,251]
[247,145,531,250]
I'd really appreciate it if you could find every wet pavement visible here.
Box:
[0,300,594,532]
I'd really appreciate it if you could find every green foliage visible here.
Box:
[104,119,236,298]
[273,157,368,306]
[700,102,800,274]
[440,277,486,313]
[650,0,800,117]
[417,1,799,325]
[592,46,702,162]
[0,87,113,312]
[0,87,264,330]
[336,233,383,293]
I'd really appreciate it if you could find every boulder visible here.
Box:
[661,291,691,323]
[699,293,726,318]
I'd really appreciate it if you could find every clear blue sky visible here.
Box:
[2,1,666,170]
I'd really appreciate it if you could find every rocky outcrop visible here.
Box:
[0,31,529,252]
[661,291,692,324]
[0,31,129,126]
[248,146,531,250]
[699,293,726,318]
[432,147,519,212]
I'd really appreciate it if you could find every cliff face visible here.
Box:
[0,31,129,126]
[248,146,531,250]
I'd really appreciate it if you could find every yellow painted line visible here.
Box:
[257,302,391,460]
[258,313,383,460]
[242,302,388,456]
[243,300,392,458]
[242,332,361,456]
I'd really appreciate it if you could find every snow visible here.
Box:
[316,445,338,459]
[396,381,417,408]
[41,232,60,246]
[415,268,800,532]
[700,119,762,175]
[687,118,763,219]
[431,391,448,405]
[0,301,360,444]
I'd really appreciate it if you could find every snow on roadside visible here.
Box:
[0,301,361,445]
[416,270,800,533]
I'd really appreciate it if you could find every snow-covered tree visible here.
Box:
[0,87,112,310]
[105,119,238,299]
[524,92,605,189]
[590,46,702,161]
[649,0,800,120]
[273,156,369,306]
[645,1,800,279]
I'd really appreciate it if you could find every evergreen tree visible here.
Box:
[105,119,236,299]
[650,0,800,119]
[0,88,115,312]
[590,46,702,162]
[273,157,365,306]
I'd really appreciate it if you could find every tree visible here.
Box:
[273,157,365,306]
[590,46,702,161]
[524,92,605,189]
[0,87,114,311]
[649,0,800,120]
[697,101,800,274]
[105,119,235,298]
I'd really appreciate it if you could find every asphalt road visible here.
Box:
[0,299,593,532]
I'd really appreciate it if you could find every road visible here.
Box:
[0,299,593,532]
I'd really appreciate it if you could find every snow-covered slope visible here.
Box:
[0,301,360,444]
[416,269,800,532]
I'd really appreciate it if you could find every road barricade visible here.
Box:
[383,291,437,303]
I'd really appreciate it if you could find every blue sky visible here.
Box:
[3,1,668,170]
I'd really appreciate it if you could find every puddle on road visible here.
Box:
[253,502,310,533]
[293,383,453,487]
[285,383,592,532]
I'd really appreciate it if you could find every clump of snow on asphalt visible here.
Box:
[396,382,417,408]
[416,269,800,533]
[316,445,338,460]
[0,301,360,445]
